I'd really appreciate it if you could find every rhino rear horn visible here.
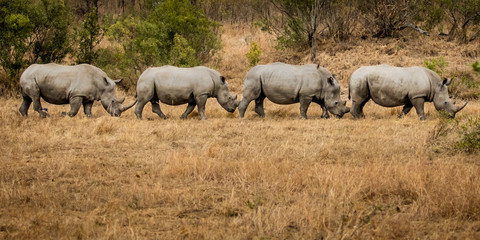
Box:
[455,101,468,113]
[121,100,137,112]
[118,97,125,104]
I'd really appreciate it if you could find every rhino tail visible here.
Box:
[348,78,351,100]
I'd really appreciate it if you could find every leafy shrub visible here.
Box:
[423,57,448,76]
[457,117,480,153]
[76,8,103,64]
[97,0,221,89]
[245,41,262,66]
[0,0,72,93]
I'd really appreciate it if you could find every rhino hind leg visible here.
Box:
[398,101,413,119]
[151,101,168,119]
[351,98,369,119]
[62,96,83,117]
[181,102,196,119]
[299,96,312,119]
[83,101,94,118]
[19,94,32,117]
[254,95,266,117]
[411,98,426,120]
[32,96,49,118]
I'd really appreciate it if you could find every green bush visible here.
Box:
[457,117,480,153]
[245,41,262,66]
[472,61,480,74]
[423,57,448,76]
[97,0,221,88]
[76,8,103,64]
[0,0,71,93]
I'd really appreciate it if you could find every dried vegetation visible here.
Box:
[1,25,480,239]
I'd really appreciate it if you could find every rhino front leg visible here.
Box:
[82,101,94,118]
[152,101,168,119]
[254,95,266,117]
[411,98,426,120]
[299,96,312,119]
[398,101,413,119]
[315,99,330,119]
[181,101,196,119]
[19,94,32,117]
[63,96,83,117]
[195,95,208,120]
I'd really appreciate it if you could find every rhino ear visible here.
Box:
[442,78,453,86]
[220,76,226,84]
[332,74,337,80]
[327,77,334,86]
[103,77,109,85]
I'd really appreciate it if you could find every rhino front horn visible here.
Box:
[455,101,468,113]
[121,100,137,112]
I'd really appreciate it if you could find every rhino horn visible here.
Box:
[344,106,350,113]
[113,79,123,84]
[118,97,125,104]
[121,100,137,112]
[455,101,468,113]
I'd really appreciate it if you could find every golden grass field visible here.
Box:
[1,25,480,239]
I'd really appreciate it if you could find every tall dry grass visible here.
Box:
[1,25,480,239]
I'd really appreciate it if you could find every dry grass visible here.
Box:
[1,25,480,239]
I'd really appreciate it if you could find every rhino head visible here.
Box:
[101,78,137,117]
[216,76,238,113]
[324,74,350,118]
[433,78,467,118]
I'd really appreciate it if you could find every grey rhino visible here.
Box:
[134,66,238,120]
[19,63,136,118]
[348,65,467,120]
[238,62,350,119]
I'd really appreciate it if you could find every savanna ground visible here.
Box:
[1,25,480,239]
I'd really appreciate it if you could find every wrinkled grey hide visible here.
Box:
[238,62,350,119]
[135,66,238,120]
[348,65,467,120]
[19,63,136,118]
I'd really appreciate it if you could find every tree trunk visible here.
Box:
[310,0,319,62]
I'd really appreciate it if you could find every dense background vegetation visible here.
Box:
[1,0,480,93]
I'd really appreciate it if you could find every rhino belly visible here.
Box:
[38,86,69,105]
[263,85,299,105]
[156,89,194,106]
[369,87,407,107]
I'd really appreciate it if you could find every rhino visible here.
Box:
[238,62,350,119]
[348,65,468,120]
[19,63,136,118]
[134,66,238,120]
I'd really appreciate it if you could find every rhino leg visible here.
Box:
[299,96,312,119]
[83,101,94,118]
[238,98,253,118]
[32,96,49,118]
[181,101,196,119]
[314,99,330,119]
[19,94,32,117]
[62,96,83,117]
[398,101,413,119]
[351,98,369,119]
[195,95,209,120]
[151,101,168,119]
[134,99,149,119]
[411,98,426,120]
[254,95,266,117]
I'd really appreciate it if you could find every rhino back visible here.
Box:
[151,66,216,105]
[260,63,322,104]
